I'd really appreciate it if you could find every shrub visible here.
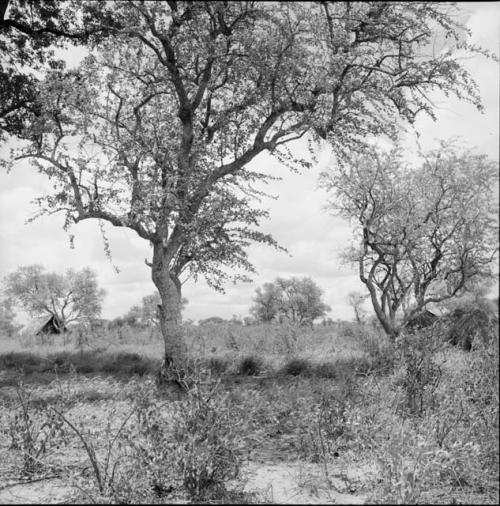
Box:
[129,373,243,502]
[5,383,65,476]
[53,404,137,501]
[237,355,263,376]
[282,357,312,376]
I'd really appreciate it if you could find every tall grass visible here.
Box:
[1,320,373,379]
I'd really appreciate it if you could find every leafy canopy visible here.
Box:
[3,1,491,292]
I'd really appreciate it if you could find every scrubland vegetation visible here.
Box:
[0,315,498,504]
[1,1,498,504]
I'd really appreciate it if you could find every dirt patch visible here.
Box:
[240,462,371,504]
[0,478,76,504]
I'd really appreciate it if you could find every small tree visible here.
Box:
[322,142,499,338]
[4,264,106,330]
[251,277,330,326]
[347,291,369,324]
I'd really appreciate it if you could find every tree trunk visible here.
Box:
[366,285,399,340]
[151,243,188,392]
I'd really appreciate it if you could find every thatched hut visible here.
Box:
[443,300,498,351]
[22,315,66,336]
[405,309,438,331]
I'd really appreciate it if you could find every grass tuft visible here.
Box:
[282,357,312,376]
[237,355,263,376]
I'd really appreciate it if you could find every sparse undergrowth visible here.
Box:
[0,321,498,504]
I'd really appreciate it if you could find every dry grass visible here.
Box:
[0,321,498,504]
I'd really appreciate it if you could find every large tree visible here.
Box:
[3,1,489,368]
[4,264,106,330]
[322,142,499,338]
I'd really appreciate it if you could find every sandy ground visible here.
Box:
[0,461,372,504]
[0,478,76,504]
[241,462,370,504]
[0,387,375,504]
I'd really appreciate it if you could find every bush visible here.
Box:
[282,358,312,376]
[237,355,263,376]
[5,383,65,476]
[129,373,243,502]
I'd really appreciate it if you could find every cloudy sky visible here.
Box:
[1,2,498,325]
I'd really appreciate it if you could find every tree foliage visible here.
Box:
[0,297,17,336]
[4,264,106,328]
[3,1,492,364]
[251,276,331,325]
[0,0,119,139]
[322,141,499,337]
